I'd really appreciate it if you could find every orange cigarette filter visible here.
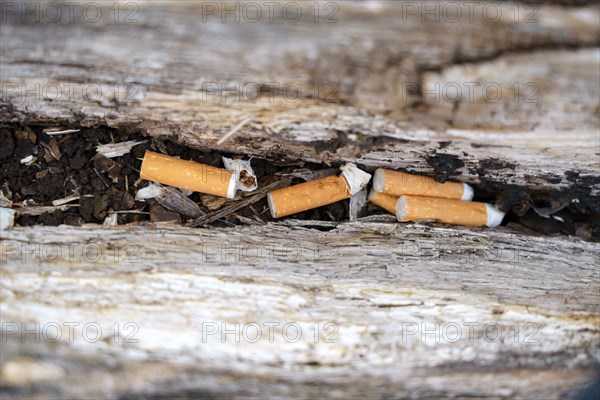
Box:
[396,195,504,227]
[368,190,397,215]
[268,164,371,218]
[140,151,236,199]
[373,169,473,201]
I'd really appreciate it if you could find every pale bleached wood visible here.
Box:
[1,1,600,399]
[1,223,599,398]
[1,2,599,192]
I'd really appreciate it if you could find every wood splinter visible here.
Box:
[373,168,473,200]
[268,164,371,218]
[140,151,256,199]
[396,195,505,228]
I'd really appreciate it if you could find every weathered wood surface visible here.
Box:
[1,222,599,398]
[1,1,600,399]
[1,1,599,192]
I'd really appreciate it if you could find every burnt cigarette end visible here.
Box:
[239,170,257,189]
[222,157,258,193]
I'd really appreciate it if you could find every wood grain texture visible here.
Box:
[1,223,599,398]
[1,1,599,398]
[1,2,599,192]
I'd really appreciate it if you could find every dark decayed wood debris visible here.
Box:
[0,124,598,241]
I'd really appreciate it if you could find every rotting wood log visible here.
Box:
[1,223,599,399]
[1,1,599,399]
[1,2,599,195]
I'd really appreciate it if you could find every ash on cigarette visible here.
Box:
[239,170,257,189]
[0,124,598,240]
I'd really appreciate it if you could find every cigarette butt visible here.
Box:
[373,169,473,200]
[268,164,371,218]
[268,175,350,218]
[396,195,505,228]
[140,151,236,199]
[368,190,397,215]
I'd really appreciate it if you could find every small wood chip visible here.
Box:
[275,219,339,228]
[96,140,146,158]
[150,204,182,224]
[20,155,34,164]
[103,213,118,226]
[136,183,203,218]
[275,168,338,181]
[217,116,253,145]
[0,191,12,208]
[44,129,80,135]
[52,195,80,206]
[15,204,78,216]
[200,194,233,211]
[186,180,287,227]
[39,137,62,161]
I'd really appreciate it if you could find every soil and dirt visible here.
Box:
[0,124,597,240]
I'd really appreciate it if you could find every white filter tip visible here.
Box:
[372,168,385,192]
[267,192,277,218]
[395,196,408,222]
[462,183,474,201]
[340,163,372,195]
[226,174,237,199]
[485,204,505,227]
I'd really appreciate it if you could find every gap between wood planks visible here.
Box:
[0,124,598,240]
